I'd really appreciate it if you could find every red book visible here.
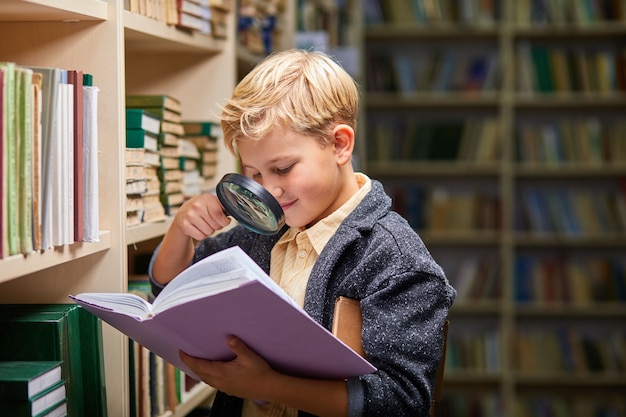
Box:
[68,69,84,242]
[0,68,4,258]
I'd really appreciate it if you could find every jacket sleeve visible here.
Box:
[324,223,455,417]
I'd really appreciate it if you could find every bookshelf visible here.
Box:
[361,0,626,416]
[0,1,237,416]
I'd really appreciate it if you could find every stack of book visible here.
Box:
[0,304,107,417]
[181,120,220,193]
[208,0,232,39]
[0,361,67,417]
[175,0,213,35]
[126,95,186,216]
[175,0,233,38]
[125,108,167,226]
[178,139,202,199]
[126,0,232,39]
[237,0,280,54]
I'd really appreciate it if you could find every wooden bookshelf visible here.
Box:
[361,0,626,415]
[0,1,237,416]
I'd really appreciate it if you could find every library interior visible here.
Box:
[0,0,624,416]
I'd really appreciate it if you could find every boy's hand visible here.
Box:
[179,336,274,400]
[173,193,232,241]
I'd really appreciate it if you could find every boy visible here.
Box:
[149,49,456,417]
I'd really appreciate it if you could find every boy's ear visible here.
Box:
[332,124,355,165]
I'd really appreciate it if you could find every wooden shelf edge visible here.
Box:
[513,373,626,387]
[365,24,501,39]
[126,218,174,246]
[0,231,112,284]
[366,161,501,177]
[0,0,107,22]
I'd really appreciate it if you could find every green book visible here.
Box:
[0,379,65,417]
[0,62,19,255]
[126,94,181,113]
[0,304,107,417]
[16,67,34,255]
[0,361,62,400]
[181,120,218,137]
[126,109,160,135]
[83,73,93,86]
[126,129,159,152]
[34,400,66,417]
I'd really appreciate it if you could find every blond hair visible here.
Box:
[220,49,359,154]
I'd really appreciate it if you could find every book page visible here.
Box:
[73,292,152,319]
[155,246,300,310]
[152,269,251,314]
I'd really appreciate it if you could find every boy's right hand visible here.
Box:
[172,193,232,241]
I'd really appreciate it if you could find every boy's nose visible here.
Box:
[263,180,283,199]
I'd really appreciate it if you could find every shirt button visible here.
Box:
[298,250,307,258]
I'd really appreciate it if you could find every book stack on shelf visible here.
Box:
[0,62,99,257]
[176,0,233,37]
[361,0,626,415]
[126,0,233,39]
[175,0,213,35]
[208,0,233,39]
[237,0,287,55]
[0,361,67,417]
[126,95,187,217]
[125,108,167,227]
[0,304,107,417]
[178,139,202,199]
[181,120,220,193]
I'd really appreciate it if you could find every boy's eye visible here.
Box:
[275,165,293,175]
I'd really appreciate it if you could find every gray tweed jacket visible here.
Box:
[150,180,456,417]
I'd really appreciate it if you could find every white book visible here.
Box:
[81,85,99,242]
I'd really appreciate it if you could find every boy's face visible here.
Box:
[237,124,355,228]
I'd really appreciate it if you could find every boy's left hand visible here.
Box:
[179,335,275,400]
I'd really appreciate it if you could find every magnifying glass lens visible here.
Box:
[216,174,285,235]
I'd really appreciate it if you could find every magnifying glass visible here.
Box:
[216,173,285,235]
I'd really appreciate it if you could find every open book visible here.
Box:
[70,246,375,381]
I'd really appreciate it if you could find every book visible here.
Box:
[0,62,19,255]
[31,72,43,251]
[68,69,84,243]
[126,129,159,152]
[70,246,376,381]
[16,66,34,255]
[35,400,66,417]
[82,82,99,242]
[0,380,66,417]
[25,66,62,250]
[126,95,182,114]
[176,11,212,34]
[126,109,160,136]
[332,297,366,358]
[0,67,4,258]
[0,361,62,400]
[58,70,74,246]
[181,120,219,137]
